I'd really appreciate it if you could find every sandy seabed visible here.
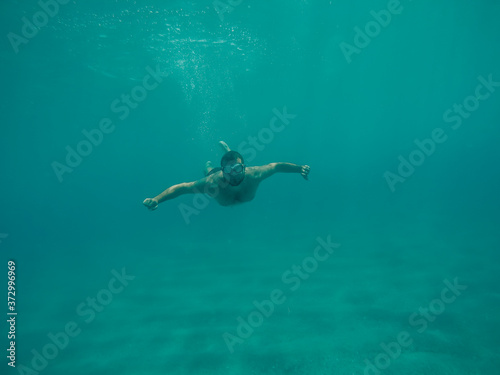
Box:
[15,225,500,375]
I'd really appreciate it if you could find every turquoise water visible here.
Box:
[1,0,499,374]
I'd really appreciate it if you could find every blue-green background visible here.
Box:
[1,0,499,374]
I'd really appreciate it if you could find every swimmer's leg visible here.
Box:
[204,141,230,175]
[203,161,215,176]
[219,141,231,153]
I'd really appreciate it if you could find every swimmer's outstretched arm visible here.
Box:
[256,163,310,181]
[143,179,207,210]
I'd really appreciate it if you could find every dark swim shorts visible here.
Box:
[207,167,222,176]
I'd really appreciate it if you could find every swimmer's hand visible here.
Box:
[301,165,310,180]
[143,198,158,211]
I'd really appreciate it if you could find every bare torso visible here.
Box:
[143,160,308,211]
[203,166,262,206]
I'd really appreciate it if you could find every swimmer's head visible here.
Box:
[221,151,244,166]
[221,151,245,186]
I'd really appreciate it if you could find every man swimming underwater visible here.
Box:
[143,141,310,210]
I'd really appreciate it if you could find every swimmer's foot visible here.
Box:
[204,161,214,176]
[143,198,158,211]
[219,141,231,153]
